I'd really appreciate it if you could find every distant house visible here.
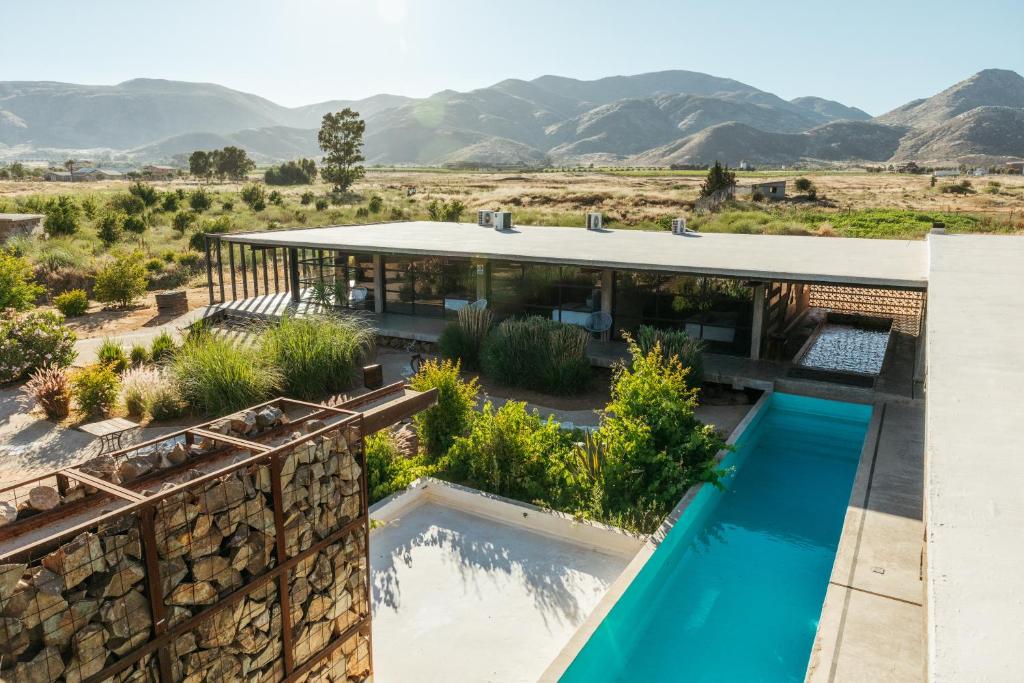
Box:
[1006,161,1024,174]
[933,169,959,178]
[44,167,122,182]
[0,213,45,242]
[736,180,786,201]
[142,165,178,179]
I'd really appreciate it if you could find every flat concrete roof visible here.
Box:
[925,234,1024,681]
[223,221,928,289]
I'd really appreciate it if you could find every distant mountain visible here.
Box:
[0,69,1021,167]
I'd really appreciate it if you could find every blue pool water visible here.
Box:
[561,392,871,682]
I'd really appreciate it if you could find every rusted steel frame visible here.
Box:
[270,449,297,676]
[80,428,190,463]
[188,428,274,452]
[282,619,371,683]
[81,514,368,683]
[0,492,127,553]
[361,387,438,436]
[139,505,174,683]
[0,469,69,496]
[325,381,408,411]
[356,416,375,677]
[278,396,360,417]
[63,468,147,502]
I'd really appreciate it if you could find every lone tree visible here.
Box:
[318,109,365,193]
[189,150,212,180]
[215,146,254,181]
[699,161,737,198]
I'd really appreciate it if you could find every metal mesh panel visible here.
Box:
[808,284,924,335]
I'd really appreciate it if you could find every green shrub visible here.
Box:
[300,191,315,205]
[315,197,328,211]
[96,338,129,372]
[94,252,148,308]
[368,196,383,213]
[482,316,591,395]
[170,332,281,416]
[96,211,125,246]
[438,309,491,370]
[175,251,203,271]
[120,366,184,419]
[426,199,466,222]
[0,311,77,383]
[172,210,195,235]
[0,249,44,311]
[144,257,165,273]
[149,330,176,362]
[122,213,148,235]
[189,188,213,212]
[129,343,150,365]
[190,216,231,251]
[635,325,705,383]
[53,289,88,317]
[161,193,179,212]
[443,401,589,510]
[241,183,267,211]
[794,177,814,192]
[44,196,80,236]
[128,182,159,207]
[258,314,374,400]
[109,193,146,216]
[268,190,284,206]
[72,364,120,418]
[19,366,72,420]
[365,429,437,503]
[355,207,369,218]
[409,359,478,459]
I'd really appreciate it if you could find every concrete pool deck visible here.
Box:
[368,479,643,682]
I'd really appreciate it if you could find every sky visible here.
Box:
[1,0,1022,115]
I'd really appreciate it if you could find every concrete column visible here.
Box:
[288,247,301,303]
[373,254,384,314]
[600,269,614,341]
[750,283,766,360]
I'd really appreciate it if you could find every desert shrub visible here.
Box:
[129,343,150,366]
[596,338,727,531]
[96,210,125,246]
[482,316,591,394]
[94,252,148,307]
[144,257,164,273]
[258,314,374,400]
[241,183,267,211]
[148,379,186,420]
[53,289,88,317]
[389,207,405,221]
[426,199,466,222]
[635,325,705,383]
[268,190,284,206]
[300,191,315,205]
[121,365,158,416]
[355,207,369,218]
[189,188,213,212]
[19,366,72,420]
[128,182,159,207]
[0,249,44,311]
[409,359,479,459]
[443,401,589,510]
[96,338,129,372]
[170,332,281,416]
[161,193,179,212]
[172,210,195,235]
[221,200,234,211]
[439,305,492,370]
[365,429,438,503]
[72,364,120,418]
[0,311,77,383]
[44,196,80,236]
[109,193,146,216]
[190,215,231,251]
[149,330,176,362]
[368,195,383,213]
[175,251,203,271]
[794,177,814,192]
[314,197,328,211]
[122,213,148,235]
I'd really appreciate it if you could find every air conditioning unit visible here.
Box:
[492,211,513,231]
[585,213,602,230]
[671,217,688,235]
[477,210,494,227]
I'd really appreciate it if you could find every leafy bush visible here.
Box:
[482,316,591,395]
[53,289,89,317]
[175,251,203,271]
[72,364,120,418]
[355,207,369,218]
[368,196,383,213]
[258,314,374,400]
[300,191,315,205]
[129,343,150,365]
[314,197,328,211]
[439,306,492,370]
[635,325,705,383]
[44,196,80,236]
[409,359,478,459]
[96,338,129,372]
[189,188,213,212]
[794,177,814,192]
[144,257,164,273]
[190,215,231,251]
[0,311,77,383]
[149,330,176,362]
[265,159,317,185]
[122,213,148,235]
[268,190,284,206]
[426,199,466,222]
[172,210,195,235]
[19,366,72,420]
[109,193,146,216]
[161,193,179,212]
[241,183,267,211]
[128,182,159,207]
[365,429,437,503]
[443,401,589,510]
[389,207,405,221]
[221,200,234,211]
[170,332,281,416]
[0,249,44,311]
[94,252,148,308]
[96,211,125,246]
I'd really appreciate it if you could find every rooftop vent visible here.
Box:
[478,210,494,227]
[493,211,513,231]
[586,213,603,231]
[671,217,688,235]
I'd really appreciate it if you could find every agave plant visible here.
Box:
[20,366,73,420]
[308,280,334,308]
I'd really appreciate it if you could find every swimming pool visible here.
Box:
[560,392,872,682]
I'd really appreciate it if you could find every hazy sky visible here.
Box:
[2,0,1022,115]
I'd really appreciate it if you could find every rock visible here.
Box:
[209,418,232,435]
[0,500,17,526]
[294,621,333,665]
[8,582,68,629]
[28,485,60,511]
[42,532,107,589]
[102,559,146,598]
[102,529,141,565]
[0,616,29,657]
[166,605,192,629]
[100,589,151,640]
[229,411,257,435]
[170,632,197,659]
[256,406,283,427]
[116,455,154,482]
[108,630,149,657]
[166,581,217,606]
[79,455,119,484]
[198,477,246,514]
[64,623,107,683]
[160,557,188,596]
[302,419,325,434]
[308,554,333,593]
[41,598,99,648]
[194,601,242,647]
[0,562,25,600]
[191,555,229,582]
[27,566,62,595]
[187,528,224,558]
[160,442,189,468]
[236,624,270,652]
[8,646,64,683]
[306,595,332,622]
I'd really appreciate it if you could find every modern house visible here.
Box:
[43,167,122,182]
[198,217,1022,682]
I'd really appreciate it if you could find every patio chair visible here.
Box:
[583,311,613,335]
[347,286,368,305]
[467,298,488,311]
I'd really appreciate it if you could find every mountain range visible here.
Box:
[1,69,1022,168]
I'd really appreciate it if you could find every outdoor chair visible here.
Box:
[583,311,613,335]
[348,286,369,305]
[467,298,488,311]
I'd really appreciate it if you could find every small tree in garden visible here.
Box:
[44,195,80,236]
[0,249,44,311]
[96,210,125,246]
[72,364,120,418]
[699,161,736,198]
[409,359,479,459]
[189,188,213,212]
[318,108,366,193]
[94,252,148,308]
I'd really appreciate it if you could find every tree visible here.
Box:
[0,249,44,311]
[318,109,365,193]
[215,146,254,181]
[189,150,212,180]
[94,252,148,308]
[128,181,159,207]
[44,196,80,236]
[699,161,736,198]
[794,177,813,192]
[97,211,125,246]
[265,158,318,185]
[240,183,267,211]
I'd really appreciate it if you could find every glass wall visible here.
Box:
[614,273,753,354]
[489,261,602,325]
[384,256,475,318]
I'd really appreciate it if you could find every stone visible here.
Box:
[294,621,333,665]
[209,418,232,435]
[79,455,119,483]
[102,529,141,565]
[160,442,189,468]
[108,630,149,657]
[251,636,283,670]
[102,559,145,598]
[64,623,108,683]
[8,582,68,630]
[198,477,246,515]
[27,485,60,511]
[308,554,333,593]
[187,528,224,558]
[256,406,283,427]
[160,557,188,596]
[0,500,17,526]
[306,594,332,623]
[100,589,151,640]
[27,566,63,596]
[166,581,217,606]
[166,605,192,628]
[0,616,29,657]
[190,555,229,583]
[8,646,64,683]
[42,532,107,589]
[183,653,241,683]
[116,455,154,482]
[302,419,325,434]
[236,623,270,652]
[194,603,241,648]
[170,631,197,659]
[229,411,257,435]
[41,598,99,648]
